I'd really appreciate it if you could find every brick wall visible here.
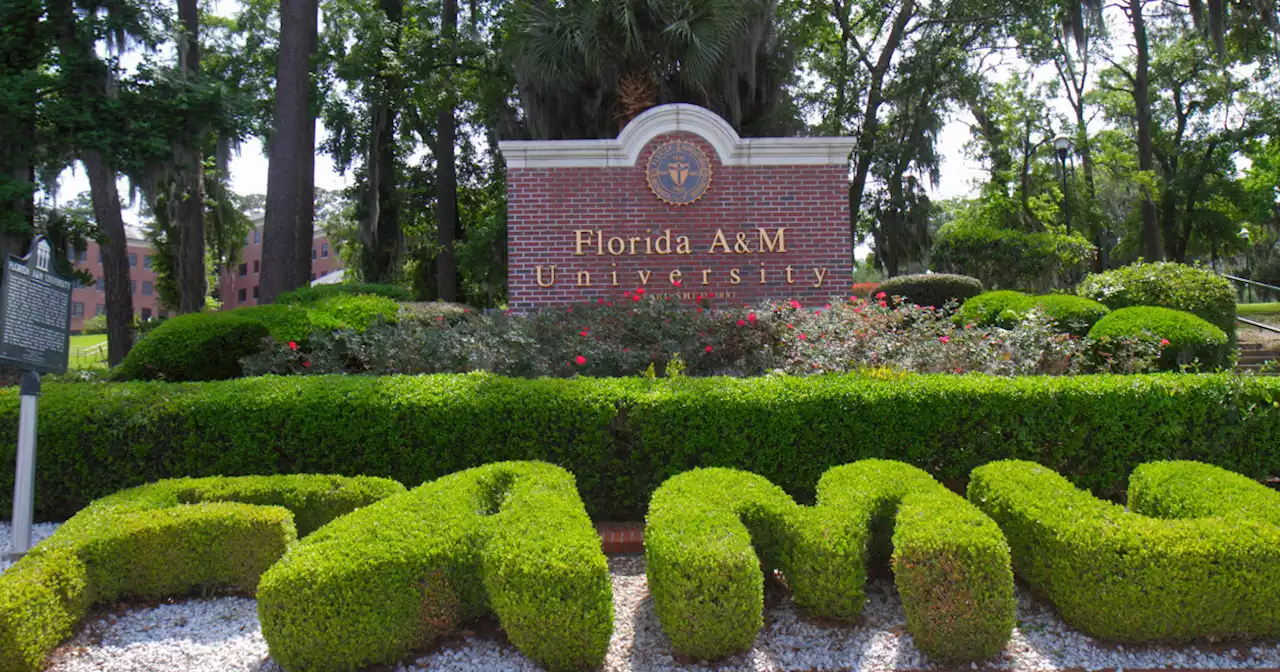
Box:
[507,131,854,309]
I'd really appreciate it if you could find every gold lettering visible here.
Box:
[734,232,752,254]
[536,265,557,287]
[576,270,591,287]
[785,266,794,284]
[729,268,741,285]
[708,230,731,254]
[629,237,642,255]
[701,269,711,285]
[574,231,592,256]
[607,237,626,255]
[655,230,672,255]
[639,270,652,284]
[759,265,767,284]
[597,230,604,255]
[758,228,787,253]
[669,269,683,285]
[611,264,618,286]
[676,236,691,255]
[813,268,827,288]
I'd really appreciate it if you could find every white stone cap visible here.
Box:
[499,103,857,169]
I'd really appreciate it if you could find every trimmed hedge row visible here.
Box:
[3,374,1280,522]
[257,461,612,672]
[968,461,1280,642]
[0,475,403,672]
[645,461,1013,663]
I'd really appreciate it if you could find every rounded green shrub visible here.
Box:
[277,282,412,305]
[969,460,1280,643]
[954,291,1030,327]
[877,273,984,309]
[998,295,1111,336]
[257,461,612,672]
[1076,262,1236,336]
[0,475,405,672]
[932,223,1095,292]
[1087,306,1229,371]
[115,312,268,381]
[309,294,400,332]
[230,304,342,343]
[646,460,1013,664]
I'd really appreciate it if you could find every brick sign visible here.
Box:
[499,104,858,309]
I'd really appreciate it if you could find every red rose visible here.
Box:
[736,319,746,327]
[574,355,587,365]
[302,361,311,368]
[875,292,887,299]
[748,312,758,324]
[705,345,713,353]
[288,341,298,351]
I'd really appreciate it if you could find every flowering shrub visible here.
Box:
[242,291,1159,378]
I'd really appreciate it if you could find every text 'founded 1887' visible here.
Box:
[0,237,73,374]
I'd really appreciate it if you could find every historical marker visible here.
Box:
[0,237,73,375]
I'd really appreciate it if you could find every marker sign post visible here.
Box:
[0,236,72,559]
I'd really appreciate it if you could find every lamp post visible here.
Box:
[1239,226,1253,303]
[1054,134,1073,236]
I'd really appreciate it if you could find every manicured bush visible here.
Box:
[954,290,1030,327]
[276,282,412,305]
[646,461,1013,663]
[931,224,1094,292]
[1088,306,1230,371]
[3,374,1280,522]
[308,294,400,332]
[1077,262,1237,336]
[80,314,107,335]
[115,312,268,381]
[257,461,611,672]
[0,475,404,672]
[998,294,1111,336]
[876,273,984,309]
[230,304,342,343]
[968,461,1280,642]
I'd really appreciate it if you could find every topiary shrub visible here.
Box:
[931,224,1094,292]
[998,295,1111,336]
[877,273,984,309]
[0,475,404,672]
[1087,306,1229,371]
[308,294,400,332]
[277,282,412,305]
[1076,262,1236,337]
[954,290,1030,327]
[969,460,1280,643]
[115,312,269,381]
[645,460,1013,664]
[230,304,342,343]
[257,461,612,672]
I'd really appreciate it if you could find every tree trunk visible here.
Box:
[83,150,134,366]
[175,0,206,313]
[436,0,460,302]
[1130,0,1161,261]
[260,0,317,303]
[293,9,318,288]
[359,0,403,284]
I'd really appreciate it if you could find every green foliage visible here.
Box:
[931,224,1095,292]
[115,312,268,381]
[80,314,107,335]
[230,304,341,342]
[1076,262,1237,336]
[6,374,1280,523]
[276,282,413,305]
[308,294,400,332]
[0,475,403,672]
[257,462,611,672]
[954,290,1030,327]
[968,460,1280,642]
[1088,306,1230,371]
[646,461,1012,663]
[999,295,1111,336]
[876,273,984,308]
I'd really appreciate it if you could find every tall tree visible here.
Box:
[260,0,319,304]
[436,0,460,301]
[173,0,207,313]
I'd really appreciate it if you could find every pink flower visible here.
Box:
[875,292,887,300]
[939,335,950,344]
[636,288,646,295]
[302,361,311,368]
[748,312,758,324]
[632,295,642,302]
[580,330,589,337]
[786,323,794,329]
[288,341,298,351]
[878,300,888,308]
[789,299,802,310]
[598,298,605,305]
[567,307,573,313]
[705,345,713,353]
[824,304,832,310]
[575,355,587,365]
[736,319,746,327]
[798,333,807,341]
[1160,339,1171,347]
[672,280,683,287]
[696,307,703,313]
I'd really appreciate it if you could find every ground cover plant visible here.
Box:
[646,460,1013,663]
[0,475,404,672]
[4,373,1279,522]
[257,461,612,672]
[969,461,1280,642]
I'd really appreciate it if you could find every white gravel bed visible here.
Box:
[13,553,1279,672]
[0,520,62,573]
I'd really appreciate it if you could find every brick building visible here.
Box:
[216,215,344,309]
[66,226,165,333]
[498,103,858,310]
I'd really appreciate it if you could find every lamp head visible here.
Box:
[1053,133,1072,153]
[1239,226,1251,241]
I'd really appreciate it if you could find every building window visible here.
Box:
[312,247,317,260]
[321,243,328,258]
[97,277,104,292]
[76,249,87,263]
[141,308,153,320]
[310,273,316,281]
[71,302,84,318]
[142,281,153,296]
[97,249,102,264]
[238,288,247,303]
[144,255,153,270]
[253,260,259,274]
[130,281,136,295]
[253,286,260,299]
[72,277,82,289]
[254,229,261,244]
[238,262,248,277]
[129,253,137,268]
[95,304,105,316]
